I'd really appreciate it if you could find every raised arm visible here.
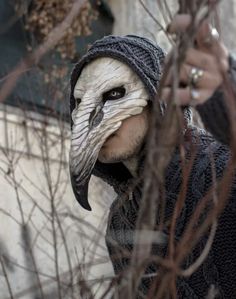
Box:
[163,14,236,145]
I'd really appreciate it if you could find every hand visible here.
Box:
[162,14,229,106]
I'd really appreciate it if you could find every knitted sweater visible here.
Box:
[92,57,236,298]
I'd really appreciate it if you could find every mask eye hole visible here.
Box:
[103,86,126,101]
[75,98,81,109]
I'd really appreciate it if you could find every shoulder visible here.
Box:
[182,128,236,221]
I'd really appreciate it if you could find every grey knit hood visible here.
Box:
[70,35,165,114]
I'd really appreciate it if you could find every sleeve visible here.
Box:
[196,55,236,146]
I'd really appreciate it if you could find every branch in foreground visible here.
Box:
[0,0,86,103]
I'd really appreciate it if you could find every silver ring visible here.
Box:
[189,67,204,87]
[204,27,219,46]
[190,88,200,106]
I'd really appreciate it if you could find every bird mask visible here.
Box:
[70,57,149,210]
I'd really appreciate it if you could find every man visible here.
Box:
[69,14,236,298]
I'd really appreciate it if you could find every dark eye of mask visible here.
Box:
[103,86,126,101]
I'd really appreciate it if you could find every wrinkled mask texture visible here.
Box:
[70,57,149,210]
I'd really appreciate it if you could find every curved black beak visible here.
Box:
[70,172,92,211]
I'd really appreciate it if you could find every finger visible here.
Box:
[164,63,222,89]
[187,46,229,74]
[195,22,229,71]
[167,14,192,34]
[185,48,218,71]
[196,21,220,51]
[179,64,222,89]
[161,87,215,106]
[165,47,218,72]
[163,64,190,86]
[168,14,219,52]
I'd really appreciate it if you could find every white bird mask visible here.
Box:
[70,57,149,210]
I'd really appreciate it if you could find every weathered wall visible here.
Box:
[108,0,236,53]
[218,1,236,53]
[107,0,173,50]
[0,104,114,298]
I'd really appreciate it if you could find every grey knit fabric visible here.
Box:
[70,35,165,113]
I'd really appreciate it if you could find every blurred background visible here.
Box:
[0,1,236,298]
